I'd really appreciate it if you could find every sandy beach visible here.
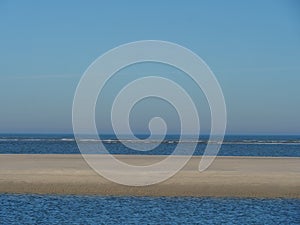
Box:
[0,154,299,198]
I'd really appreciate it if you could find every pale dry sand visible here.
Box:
[0,154,299,198]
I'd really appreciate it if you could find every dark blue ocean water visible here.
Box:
[0,136,299,224]
[0,194,299,225]
[0,134,299,156]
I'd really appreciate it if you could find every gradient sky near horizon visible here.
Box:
[0,0,299,134]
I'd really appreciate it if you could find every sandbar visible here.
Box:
[0,154,299,198]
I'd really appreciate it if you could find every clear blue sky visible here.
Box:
[0,0,299,134]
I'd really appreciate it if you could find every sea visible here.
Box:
[0,134,299,156]
[0,134,299,224]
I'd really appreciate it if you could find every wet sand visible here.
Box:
[0,154,299,198]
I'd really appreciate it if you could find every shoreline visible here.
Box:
[0,154,299,198]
